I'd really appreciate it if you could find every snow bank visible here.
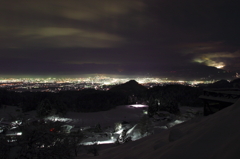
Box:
[79,99,240,159]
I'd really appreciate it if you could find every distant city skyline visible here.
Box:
[1,0,240,80]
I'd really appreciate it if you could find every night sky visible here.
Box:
[1,0,240,79]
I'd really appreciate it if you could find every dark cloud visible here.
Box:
[0,0,142,49]
[0,0,240,79]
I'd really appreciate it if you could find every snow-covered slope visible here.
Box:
[66,105,147,127]
[79,99,240,159]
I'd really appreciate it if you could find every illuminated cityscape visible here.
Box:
[0,76,214,92]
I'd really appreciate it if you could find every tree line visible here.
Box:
[0,81,206,117]
[0,89,127,117]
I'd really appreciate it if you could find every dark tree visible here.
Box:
[37,98,55,118]
[0,121,83,159]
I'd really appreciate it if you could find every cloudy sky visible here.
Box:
[0,0,240,79]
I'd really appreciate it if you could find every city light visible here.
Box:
[216,65,224,69]
[0,76,213,93]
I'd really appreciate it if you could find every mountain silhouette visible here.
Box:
[109,80,147,95]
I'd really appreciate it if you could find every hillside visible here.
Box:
[109,80,147,95]
[79,99,240,159]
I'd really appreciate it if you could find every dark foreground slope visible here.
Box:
[79,99,240,159]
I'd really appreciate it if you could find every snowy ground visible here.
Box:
[76,100,240,159]
[0,106,23,120]
[64,104,148,128]
[0,104,206,158]
[2,101,239,159]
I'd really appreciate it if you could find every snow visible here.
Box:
[77,99,240,159]
[0,105,23,120]
[64,105,146,127]
[1,104,202,147]
[2,99,240,158]
[1,104,150,149]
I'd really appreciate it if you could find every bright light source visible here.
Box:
[130,104,148,108]
[45,116,72,122]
